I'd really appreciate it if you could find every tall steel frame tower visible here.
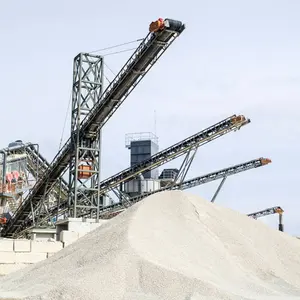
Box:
[68,53,104,219]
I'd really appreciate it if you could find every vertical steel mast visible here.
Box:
[68,53,104,219]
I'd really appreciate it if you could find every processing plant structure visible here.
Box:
[0,17,279,239]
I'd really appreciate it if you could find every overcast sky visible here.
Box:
[0,0,299,235]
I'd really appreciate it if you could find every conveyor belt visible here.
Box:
[79,115,250,202]
[1,18,185,237]
[248,206,283,219]
[7,114,250,236]
[94,157,271,217]
[24,145,69,200]
[57,114,250,217]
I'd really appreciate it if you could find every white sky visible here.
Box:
[0,0,299,235]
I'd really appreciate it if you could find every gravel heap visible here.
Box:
[1,190,300,300]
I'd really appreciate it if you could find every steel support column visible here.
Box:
[278,213,284,232]
[68,53,104,218]
[211,176,227,203]
[170,148,198,188]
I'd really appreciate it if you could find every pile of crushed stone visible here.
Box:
[1,190,300,300]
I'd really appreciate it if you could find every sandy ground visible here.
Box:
[0,190,300,299]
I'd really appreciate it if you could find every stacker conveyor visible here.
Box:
[46,114,251,221]
[1,18,185,237]
[248,206,283,219]
[5,114,250,236]
[90,157,271,217]
[78,115,250,204]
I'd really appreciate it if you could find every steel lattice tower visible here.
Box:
[68,53,104,219]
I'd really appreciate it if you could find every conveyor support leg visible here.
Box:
[211,176,227,203]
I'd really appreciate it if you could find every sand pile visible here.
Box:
[1,190,300,300]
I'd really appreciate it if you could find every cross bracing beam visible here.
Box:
[210,176,227,203]
[166,147,199,189]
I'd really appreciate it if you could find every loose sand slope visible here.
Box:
[1,190,300,300]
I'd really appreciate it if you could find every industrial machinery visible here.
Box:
[2,114,250,237]
[3,142,69,202]
[0,142,69,219]
[0,17,273,240]
[90,157,271,218]
[0,146,31,218]
[248,206,284,232]
[75,115,250,211]
[1,17,187,237]
[67,115,249,216]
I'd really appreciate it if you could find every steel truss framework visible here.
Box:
[166,147,199,189]
[80,115,250,216]
[6,114,250,237]
[41,114,252,220]
[1,143,69,224]
[6,156,272,237]
[6,144,69,197]
[85,156,270,218]
[0,151,28,210]
[0,143,44,219]
[71,115,250,216]
[247,206,283,219]
[0,143,42,199]
[247,206,284,232]
[79,115,250,205]
[68,53,104,219]
[1,18,186,237]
